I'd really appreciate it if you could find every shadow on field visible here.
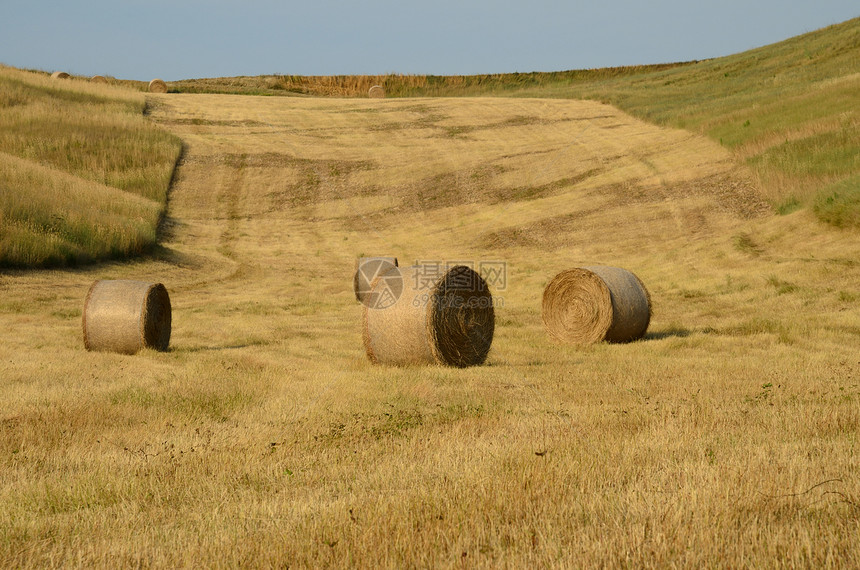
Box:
[644,327,693,340]
[147,244,205,269]
[179,341,273,353]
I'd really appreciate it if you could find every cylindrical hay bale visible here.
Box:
[148,78,168,93]
[90,75,108,84]
[51,71,70,80]
[368,85,385,98]
[354,256,399,304]
[363,265,494,367]
[542,266,651,344]
[82,280,172,354]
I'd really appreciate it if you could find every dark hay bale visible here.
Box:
[542,266,651,344]
[82,280,172,354]
[363,265,495,367]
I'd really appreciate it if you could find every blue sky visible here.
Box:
[1,1,857,81]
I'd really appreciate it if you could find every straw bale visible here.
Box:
[82,280,172,354]
[368,85,385,98]
[542,266,650,344]
[148,78,168,93]
[51,71,70,80]
[90,75,108,84]
[363,265,494,367]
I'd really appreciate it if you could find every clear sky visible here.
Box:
[1,1,857,82]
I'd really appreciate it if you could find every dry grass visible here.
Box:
[1,94,858,568]
[0,152,163,266]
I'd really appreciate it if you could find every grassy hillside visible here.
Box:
[0,66,182,268]
[545,17,860,226]
[171,17,860,227]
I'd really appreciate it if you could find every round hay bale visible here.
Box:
[82,280,172,354]
[90,75,108,84]
[148,78,168,93]
[363,265,495,367]
[542,266,651,344]
[368,85,385,98]
[51,71,70,80]
[354,256,399,304]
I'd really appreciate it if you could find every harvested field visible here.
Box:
[1,93,858,568]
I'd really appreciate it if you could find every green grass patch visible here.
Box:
[776,196,802,215]
[813,174,860,228]
[766,275,799,295]
[748,125,860,178]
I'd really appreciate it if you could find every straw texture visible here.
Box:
[82,280,172,354]
[354,256,398,304]
[148,79,168,93]
[542,266,651,344]
[363,265,494,367]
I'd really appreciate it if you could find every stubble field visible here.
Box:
[1,92,858,567]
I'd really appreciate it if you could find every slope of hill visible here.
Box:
[0,66,182,267]
[0,20,857,565]
[1,92,857,567]
[549,17,860,224]
[171,17,860,227]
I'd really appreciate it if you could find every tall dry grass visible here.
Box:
[0,65,182,267]
[0,153,162,267]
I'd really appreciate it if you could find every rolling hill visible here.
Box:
[0,18,858,569]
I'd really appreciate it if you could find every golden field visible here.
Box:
[1,88,858,567]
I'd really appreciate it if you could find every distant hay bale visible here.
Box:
[51,71,70,80]
[90,75,108,84]
[354,256,399,304]
[368,85,385,98]
[363,265,495,367]
[542,266,651,344]
[82,280,172,354]
[148,78,168,93]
